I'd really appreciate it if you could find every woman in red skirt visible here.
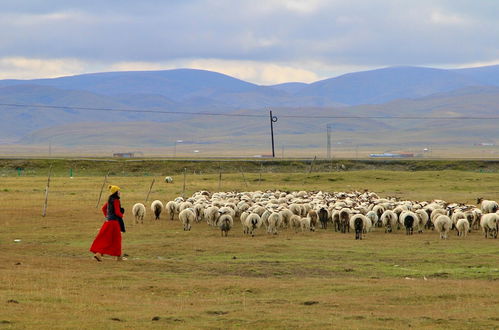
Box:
[90,185,126,261]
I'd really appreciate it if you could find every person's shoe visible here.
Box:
[93,253,102,262]
[116,255,125,261]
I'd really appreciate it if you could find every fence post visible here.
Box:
[145,178,155,204]
[96,171,109,208]
[42,165,53,217]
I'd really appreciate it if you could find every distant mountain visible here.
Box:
[295,66,485,105]
[2,65,499,110]
[269,82,309,94]
[452,65,499,86]
[3,64,499,152]
[0,69,292,109]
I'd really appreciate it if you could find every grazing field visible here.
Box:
[1,167,499,329]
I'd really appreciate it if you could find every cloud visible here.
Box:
[0,1,498,82]
[111,58,321,84]
[0,57,86,79]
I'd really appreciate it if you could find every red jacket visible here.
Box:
[102,199,124,218]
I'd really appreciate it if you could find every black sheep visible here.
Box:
[354,217,364,240]
[318,208,329,229]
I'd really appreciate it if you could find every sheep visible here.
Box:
[219,214,233,237]
[306,210,319,232]
[349,214,367,240]
[267,212,281,235]
[381,210,397,233]
[480,213,499,238]
[318,207,329,229]
[430,208,447,225]
[290,214,302,232]
[179,208,196,231]
[477,198,499,214]
[279,209,293,229]
[415,209,429,233]
[261,210,272,229]
[456,218,470,238]
[204,206,220,226]
[193,203,205,222]
[339,208,351,233]
[365,210,378,229]
[151,200,163,220]
[165,201,177,221]
[372,204,385,227]
[244,213,262,236]
[434,215,452,239]
[331,209,341,232]
[178,201,193,213]
[132,203,146,224]
[300,217,312,232]
[400,211,417,235]
[164,176,174,183]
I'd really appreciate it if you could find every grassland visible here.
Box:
[1,161,499,329]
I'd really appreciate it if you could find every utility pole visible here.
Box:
[269,110,278,158]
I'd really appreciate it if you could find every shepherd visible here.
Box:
[90,185,126,261]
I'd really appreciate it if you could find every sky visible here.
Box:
[1,0,498,84]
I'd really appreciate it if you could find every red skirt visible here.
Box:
[90,220,122,257]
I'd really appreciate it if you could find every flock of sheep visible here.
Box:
[131,191,499,240]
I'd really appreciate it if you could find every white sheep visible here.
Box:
[164,176,174,183]
[399,211,418,235]
[381,210,397,233]
[193,203,205,222]
[456,218,470,238]
[434,215,452,239]
[287,203,300,216]
[244,213,262,236]
[151,200,163,220]
[132,203,146,224]
[219,214,233,237]
[349,214,368,240]
[279,209,293,229]
[204,206,220,226]
[179,208,196,231]
[165,201,177,221]
[267,212,281,235]
[480,213,499,238]
[307,209,319,232]
[477,198,499,214]
[365,210,378,228]
[415,209,429,233]
[300,217,312,232]
[290,214,302,232]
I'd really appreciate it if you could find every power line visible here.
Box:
[0,102,498,120]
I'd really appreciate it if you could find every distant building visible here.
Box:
[369,153,414,158]
[113,152,135,158]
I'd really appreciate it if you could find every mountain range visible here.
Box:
[1,65,499,155]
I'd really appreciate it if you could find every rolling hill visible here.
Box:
[1,65,499,155]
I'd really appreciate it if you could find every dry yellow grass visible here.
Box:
[1,171,499,329]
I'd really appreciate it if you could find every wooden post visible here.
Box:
[145,178,155,204]
[308,156,317,173]
[96,171,109,208]
[42,165,53,217]
[240,167,249,188]
[182,168,187,197]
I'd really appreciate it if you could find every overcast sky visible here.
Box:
[1,0,498,84]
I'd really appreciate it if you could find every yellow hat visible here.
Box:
[108,185,121,195]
